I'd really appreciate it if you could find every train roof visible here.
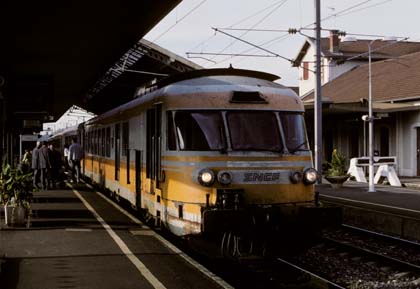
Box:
[153,68,280,89]
[86,68,303,125]
[50,125,78,138]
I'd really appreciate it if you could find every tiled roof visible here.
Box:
[303,51,420,104]
[293,38,420,66]
[322,39,420,59]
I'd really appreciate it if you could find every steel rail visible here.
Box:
[276,257,346,289]
[323,236,420,274]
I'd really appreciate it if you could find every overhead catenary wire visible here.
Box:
[320,0,378,23]
[229,0,289,28]
[187,56,217,64]
[189,0,291,53]
[212,27,294,64]
[187,0,395,71]
[345,36,409,62]
[209,34,290,67]
[187,52,278,58]
[202,0,393,68]
[215,0,396,70]
[216,28,292,33]
[152,0,209,42]
[210,27,315,73]
[331,0,393,18]
[207,0,289,62]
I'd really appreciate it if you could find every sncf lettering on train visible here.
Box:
[243,172,280,182]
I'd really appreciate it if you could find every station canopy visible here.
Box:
[0,0,201,134]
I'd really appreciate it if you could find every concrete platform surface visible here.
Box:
[0,183,231,289]
[318,178,420,215]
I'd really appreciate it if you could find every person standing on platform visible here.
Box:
[31,141,41,188]
[48,144,62,189]
[21,149,32,173]
[38,141,51,190]
[69,137,83,183]
[63,143,70,172]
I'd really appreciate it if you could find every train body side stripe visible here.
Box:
[162,160,312,168]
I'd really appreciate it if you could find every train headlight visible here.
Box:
[198,169,215,186]
[289,171,303,184]
[217,171,232,185]
[303,168,318,185]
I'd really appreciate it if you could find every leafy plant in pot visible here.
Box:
[0,163,34,227]
[325,149,350,188]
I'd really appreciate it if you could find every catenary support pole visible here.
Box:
[368,41,376,192]
[314,0,323,183]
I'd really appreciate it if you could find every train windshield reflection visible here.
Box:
[172,110,308,153]
[175,111,226,151]
[227,111,283,152]
[280,114,309,152]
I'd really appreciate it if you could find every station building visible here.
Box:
[294,31,420,176]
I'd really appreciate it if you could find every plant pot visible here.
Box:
[4,205,27,227]
[325,175,349,189]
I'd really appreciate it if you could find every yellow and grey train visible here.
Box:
[78,68,338,253]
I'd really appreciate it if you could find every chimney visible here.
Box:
[329,30,340,53]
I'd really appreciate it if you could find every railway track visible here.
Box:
[87,181,420,288]
[278,225,420,288]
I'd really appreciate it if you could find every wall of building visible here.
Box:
[298,45,366,97]
[298,45,316,96]
[326,60,364,82]
[397,110,420,176]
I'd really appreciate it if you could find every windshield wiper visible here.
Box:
[289,141,309,154]
[219,126,227,154]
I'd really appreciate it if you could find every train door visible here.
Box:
[146,104,162,194]
[115,123,120,181]
[135,150,142,209]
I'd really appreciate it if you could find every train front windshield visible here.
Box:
[170,110,309,153]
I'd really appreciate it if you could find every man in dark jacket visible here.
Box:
[38,142,51,190]
[48,144,62,189]
[31,141,41,188]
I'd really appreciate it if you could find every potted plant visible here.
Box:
[325,149,350,188]
[0,162,34,227]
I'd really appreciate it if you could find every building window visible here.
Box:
[303,61,309,80]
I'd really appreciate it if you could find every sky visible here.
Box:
[144,0,420,87]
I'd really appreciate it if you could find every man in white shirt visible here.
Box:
[69,137,83,183]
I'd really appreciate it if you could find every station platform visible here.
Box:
[317,177,420,241]
[0,183,231,289]
[2,178,420,289]
[317,177,420,217]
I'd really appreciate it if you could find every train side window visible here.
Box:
[98,128,103,156]
[96,129,99,155]
[106,127,111,157]
[89,131,93,153]
[102,128,106,156]
[93,129,96,155]
[85,131,88,153]
[167,111,176,150]
[122,122,129,156]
